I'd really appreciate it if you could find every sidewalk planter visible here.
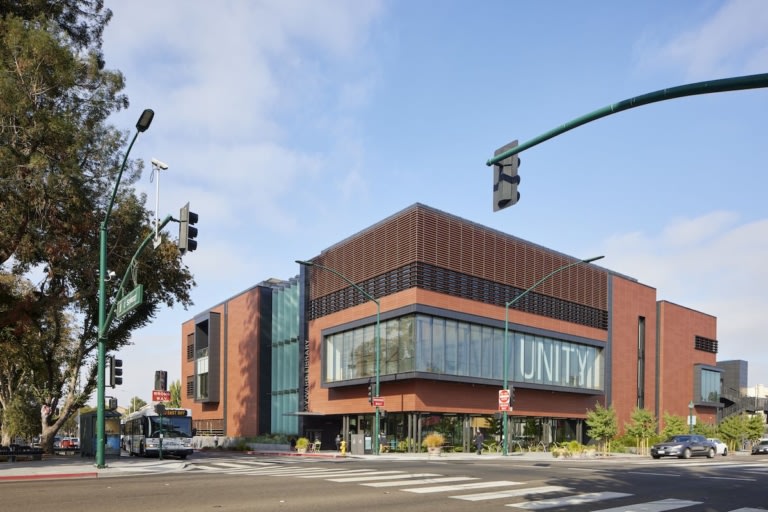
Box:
[295,437,310,454]
[421,432,445,455]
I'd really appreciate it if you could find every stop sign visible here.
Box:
[498,389,511,410]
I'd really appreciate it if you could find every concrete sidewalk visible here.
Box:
[0,455,187,482]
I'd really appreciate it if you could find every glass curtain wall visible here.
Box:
[325,314,603,391]
[271,280,300,434]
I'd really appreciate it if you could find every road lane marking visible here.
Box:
[452,486,570,501]
[508,491,632,509]
[328,472,438,482]
[590,498,701,512]
[363,476,477,487]
[404,480,522,493]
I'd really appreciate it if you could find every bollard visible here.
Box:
[340,440,346,456]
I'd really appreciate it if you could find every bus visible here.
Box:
[122,406,194,459]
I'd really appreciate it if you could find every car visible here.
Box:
[60,437,79,449]
[650,434,716,459]
[707,437,728,456]
[752,439,768,455]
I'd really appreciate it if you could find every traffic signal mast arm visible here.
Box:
[104,214,173,330]
[486,72,768,167]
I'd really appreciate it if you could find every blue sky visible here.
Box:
[99,0,768,406]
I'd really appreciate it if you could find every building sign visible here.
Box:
[514,336,602,390]
[152,390,171,402]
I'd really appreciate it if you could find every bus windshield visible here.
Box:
[148,416,193,438]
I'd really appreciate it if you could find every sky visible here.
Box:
[98,0,768,407]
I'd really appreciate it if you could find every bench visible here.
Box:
[0,447,44,462]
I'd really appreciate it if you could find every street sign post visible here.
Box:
[372,397,384,407]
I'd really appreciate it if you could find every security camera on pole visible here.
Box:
[151,158,170,248]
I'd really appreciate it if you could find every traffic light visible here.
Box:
[154,370,168,391]
[493,140,521,211]
[108,356,123,387]
[178,202,199,254]
[510,386,515,405]
[367,384,373,404]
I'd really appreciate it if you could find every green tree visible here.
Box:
[746,414,765,443]
[169,380,182,408]
[125,396,147,415]
[0,3,195,453]
[660,413,687,439]
[0,389,40,444]
[624,407,657,455]
[585,402,618,455]
[717,413,762,450]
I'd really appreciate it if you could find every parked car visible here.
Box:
[751,439,768,455]
[650,434,716,459]
[60,437,79,449]
[707,438,728,456]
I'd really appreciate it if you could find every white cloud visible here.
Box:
[599,212,768,385]
[636,0,768,79]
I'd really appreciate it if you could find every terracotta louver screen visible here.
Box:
[307,204,608,327]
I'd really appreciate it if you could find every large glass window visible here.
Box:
[324,313,603,391]
[700,368,721,402]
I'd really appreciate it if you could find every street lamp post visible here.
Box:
[689,400,694,434]
[96,109,154,468]
[296,260,381,456]
[502,255,604,456]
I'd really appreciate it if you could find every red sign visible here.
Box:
[498,389,510,411]
[152,390,171,402]
[372,397,385,407]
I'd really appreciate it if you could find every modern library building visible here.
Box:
[181,203,722,451]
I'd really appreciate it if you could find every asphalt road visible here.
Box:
[1,452,767,511]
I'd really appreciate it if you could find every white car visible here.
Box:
[707,438,728,456]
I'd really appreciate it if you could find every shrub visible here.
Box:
[295,437,310,450]
[421,432,445,448]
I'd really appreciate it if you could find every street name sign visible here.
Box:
[116,285,144,318]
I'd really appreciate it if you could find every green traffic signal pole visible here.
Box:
[96,109,154,468]
[296,260,381,456]
[487,73,768,166]
[502,255,604,456]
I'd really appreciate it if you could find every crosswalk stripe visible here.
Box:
[222,467,340,475]
[508,491,632,509]
[329,473,440,482]
[298,469,390,479]
[363,476,477,488]
[252,468,346,476]
[590,498,701,512]
[210,462,259,468]
[404,480,521,494]
[452,485,570,502]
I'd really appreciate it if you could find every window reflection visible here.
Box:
[324,314,603,391]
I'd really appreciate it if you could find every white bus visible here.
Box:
[122,406,194,459]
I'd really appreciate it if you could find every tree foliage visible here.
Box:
[169,380,182,408]
[624,407,656,455]
[125,396,147,415]
[717,413,765,450]
[0,1,195,452]
[660,413,687,439]
[585,402,617,455]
